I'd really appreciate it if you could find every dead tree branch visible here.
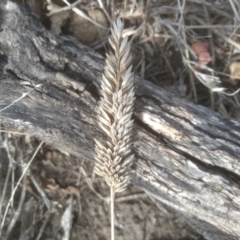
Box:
[0,2,240,239]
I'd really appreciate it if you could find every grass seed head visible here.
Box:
[95,19,134,193]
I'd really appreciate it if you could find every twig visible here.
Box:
[62,0,108,30]
[0,137,15,223]
[0,84,42,113]
[35,210,52,240]
[61,197,73,240]
[0,141,44,234]
[30,175,51,210]
[5,159,27,238]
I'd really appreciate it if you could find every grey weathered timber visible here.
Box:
[0,2,240,240]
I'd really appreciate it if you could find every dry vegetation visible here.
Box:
[1,0,240,239]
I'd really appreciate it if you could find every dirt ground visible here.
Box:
[0,135,205,240]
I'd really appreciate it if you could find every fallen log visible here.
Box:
[0,2,240,239]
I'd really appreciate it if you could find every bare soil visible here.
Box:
[0,135,205,240]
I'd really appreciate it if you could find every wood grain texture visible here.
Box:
[0,2,240,239]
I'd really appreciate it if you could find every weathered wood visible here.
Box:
[0,2,240,239]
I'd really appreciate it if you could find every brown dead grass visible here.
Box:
[21,0,240,119]
[0,133,205,239]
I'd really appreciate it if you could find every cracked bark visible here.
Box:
[0,2,240,240]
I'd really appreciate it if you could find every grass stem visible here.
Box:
[111,187,115,240]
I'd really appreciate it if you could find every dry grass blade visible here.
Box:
[62,0,108,30]
[95,19,134,193]
[0,141,44,235]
